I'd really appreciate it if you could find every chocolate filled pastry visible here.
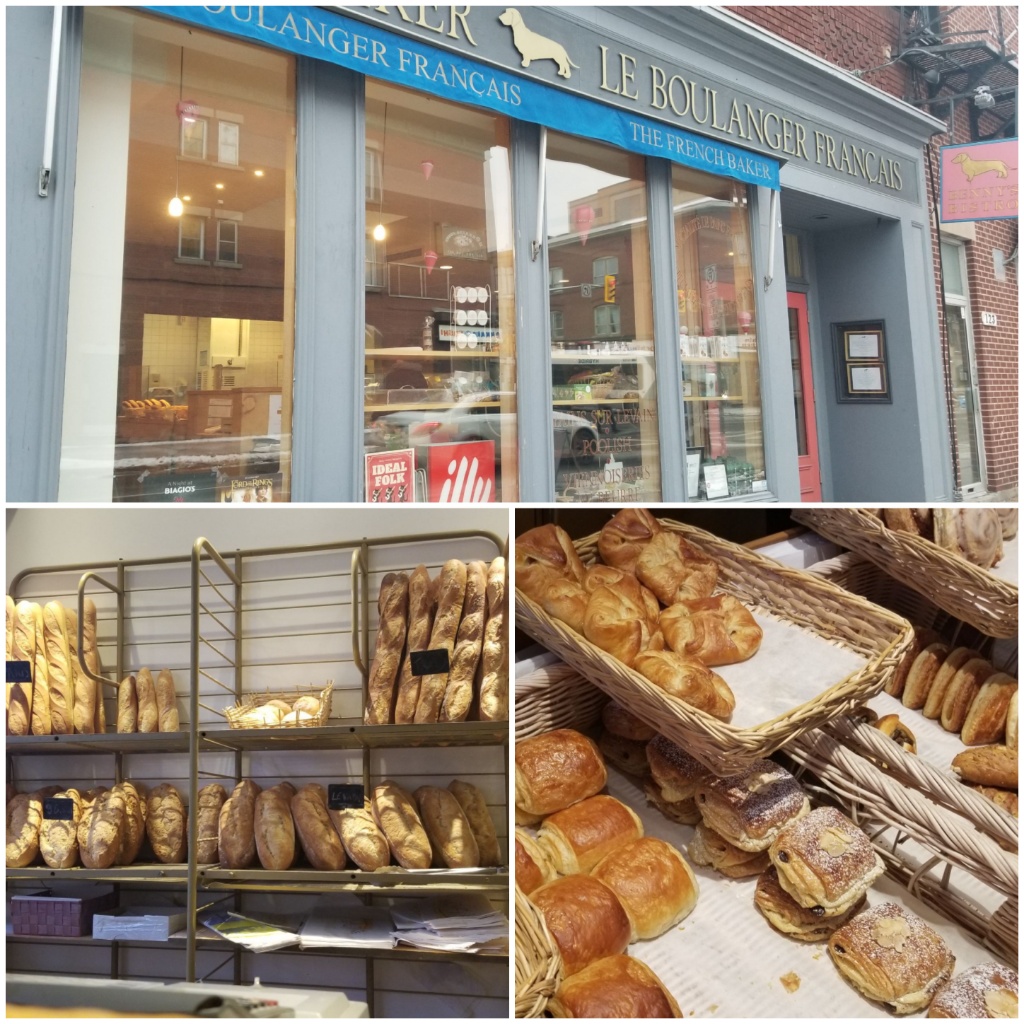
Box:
[951,745,1017,789]
[828,902,955,1015]
[646,733,711,803]
[768,805,885,916]
[601,701,656,743]
[872,714,917,754]
[755,865,864,941]
[659,595,763,666]
[903,643,953,710]
[597,507,662,573]
[515,728,607,820]
[529,874,632,977]
[643,778,701,825]
[695,759,809,852]
[536,794,643,875]
[583,578,655,666]
[633,649,735,720]
[635,531,718,606]
[927,961,1018,1018]
[549,954,682,1018]
[922,647,978,720]
[590,836,699,940]
[515,827,556,895]
[688,820,770,878]
[598,730,650,777]
[961,671,1016,746]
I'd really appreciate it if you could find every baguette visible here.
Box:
[218,780,261,868]
[155,669,179,732]
[146,783,187,864]
[42,601,73,734]
[79,787,125,869]
[255,782,297,870]
[82,598,106,734]
[364,573,410,725]
[476,556,508,722]
[372,779,432,869]
[196,783,227,864]
[5,596,13,735]
[448,779,501,866]
[414,560,468,723]
[29,604,51,736]
[135,667,158,733]
[39,789,82,869]
[67,608,95,734]
[393,566,436,724]
[440,561,488,722]
[8,601,36,736]
[6,792,43,867]
[117,675,138,733]
[329,804,390,870]
[291,783,346,870]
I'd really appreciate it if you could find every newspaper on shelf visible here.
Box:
[390,893,508,953]
[201,911,301,953]
[298,904,396,950]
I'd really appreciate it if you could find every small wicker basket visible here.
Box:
[515,660,604,740]
[515,887,563,1018]
[224,681,334,729]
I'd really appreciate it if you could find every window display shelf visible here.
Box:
[683,395,746,402]
[551,397,642,408]
[199,721,507,752]
[365,401,496,414]
[551,348,655,365]
[681,356,741,365]
[200,866,508,895]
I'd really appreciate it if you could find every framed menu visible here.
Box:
[831,320,891,403]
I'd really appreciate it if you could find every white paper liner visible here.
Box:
[603,767,1008,1018]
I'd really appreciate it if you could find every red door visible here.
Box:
[787,293,822,502]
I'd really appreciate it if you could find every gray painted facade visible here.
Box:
[6,5,952,502]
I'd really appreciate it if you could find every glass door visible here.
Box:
[786,292,821,501]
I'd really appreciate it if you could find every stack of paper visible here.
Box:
[201,911,300,952]
[391,894,508,953]
[298,903,396,950]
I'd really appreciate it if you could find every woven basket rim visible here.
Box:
[514,886,563,1018]
[224,681,334,729]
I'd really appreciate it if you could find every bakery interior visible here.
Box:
[514,506,1017,1018]
[6,506,510,1019]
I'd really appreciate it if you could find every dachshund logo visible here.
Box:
[951,150,1010,183]
[498,8,580,79]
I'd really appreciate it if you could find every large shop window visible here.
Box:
[672,166,766,499]
[546,133,661,502]
[61,10,296,502]
[363,82,517,502]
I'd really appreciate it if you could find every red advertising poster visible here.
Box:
[365,449,415,502]
[427,441,496,503]
[940,140,1018,223]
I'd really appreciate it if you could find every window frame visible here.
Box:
[593,302,620,337]
[215,218,239,264]
[177,214,205,261]
[591,255,619,286]
[180,116,208,160]
[218,120,240,165]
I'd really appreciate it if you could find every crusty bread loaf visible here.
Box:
[415,560,468,723]
[440,560,487,722]
[448,779,501,867]
[218,780,261,868]
[291,783,346,870]
[476,556,508,722]
[81,598,106,734]
[42,601,74,735]
[961,672,1016,746]
[364,573,410,725]
[952,745,1017,789]
[146,783,187,863]
[196,783,227,864]
[117,781,146,865]
[79,787,125,869]
[29,603,51,737]
[39,789,82,869]
[372,779,432,869]
[135,667,158,733]
[5,595,13,662]
[117,675,138,733]
[254,782,297,870]
[394,565,436,724]
[329,804,390,870]
[66,608,96,735]
[155,669,179,732]
[6,792,44,867]
[415,785,481,868]
[8,601,36,736]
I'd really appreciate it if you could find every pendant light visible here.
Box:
[168,46,190,218]
[372,103,388,241]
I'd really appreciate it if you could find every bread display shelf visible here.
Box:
[6,864,191,886]
[201,721,508,751]
[516,518,914,776]
[5,732,193,755]
[793,508,1017,638]
[201,866,508,894]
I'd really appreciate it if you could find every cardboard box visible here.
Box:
[93,907,187,942]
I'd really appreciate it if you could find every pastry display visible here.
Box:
[754,865,863,941]
[872,714,917,754]
[688,820,770,878]
[659,595,763,666]
[927,961,1018,1018]
[933,508,1003,569]
[597,507,662,573]
[633,650,735,720]
[515,728,607,823]
[536,794,644,875]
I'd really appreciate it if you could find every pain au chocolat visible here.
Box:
[754,865,864,941]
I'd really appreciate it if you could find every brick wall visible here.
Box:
[728,6,1018,496]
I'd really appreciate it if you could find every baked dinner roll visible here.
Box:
[597,507,662,573]
[695,759,809,852]
[951,745,1017,789]
[549,954,682,1018]
[583,577,655,666]
[633,650,735,720]
[922,647,977,720]
[536,794,643,875]
[646,733,711,803]
[755,865,864,941]
[529,874,631,977]
[940,657,993,734]
[962,672,1016,746]
[515,827,556,895]
[598,730,650,777]
[660,595,763,666]
[688,821,770,878]
[635,531,718,606]
[515,728,607,820]
[1006,690,1017,750]
[589,836,697,940]
[903,643,952,710]
[516,524,586,596]
[927,961,1018,1018]
[768,806,885,916]
[828,902,955,1015]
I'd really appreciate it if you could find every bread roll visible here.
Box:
[952,745,1017,788]
[6,792,43,867]
[902,643,952,710]
[415,785,480,868]
[928,961,1018,1018]
[371,780,432,869]
[515,728,607,819]
[394,565,437,725]
[440,561,487,722]
[660,595,763,666]
[448,779,500,867]
[79,787,125,869]
[515,827,556,895]
[962,672,1017,746]
[5,595,13,661]
[265,699,293,714]
[921,647,976,720]
[364,572,410,725]
[940,657,992,733]
[635,531,718,605]
[117,781,146,865]
[135,667,158,733]
[292,696,321,716]
[240,705,283,728]
[146,783,187,864]
[254,782,297,870]
[117,675,138,733]
[218,780,261,868]
[39,789,82,869]
[329,804,390,870]
[282,709,314,726]
[414,560,468,723]
[1007,690,1018,750]
[66,608,95,734]
[597,508,663,573]
[42,601,74,734]
[537,794,644,875]
[155,669,179,732]
[8,601,37,736]
[196,783,227,864]
[549,954,682,1019]
[476,556,508,722]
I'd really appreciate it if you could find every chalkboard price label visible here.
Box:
[327,784,365,810]
[43,798,75,821]
[409,649,450,676]
[6,661,32,684]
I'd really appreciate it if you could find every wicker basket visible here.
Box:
[515,886,563,1018]
[516,518,915,776]
[793,508,1017,638]
[224,681,333,729]
[516,660,605,740]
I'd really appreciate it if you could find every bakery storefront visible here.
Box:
[9,6,952,502]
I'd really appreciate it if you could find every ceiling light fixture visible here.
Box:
[168,46,189,218]
[373,102,389,242]
[254,169,264,177]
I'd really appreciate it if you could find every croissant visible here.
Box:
[585,565,661,627]
[933,508,1003,568]
[597,508,662,573]
[882,508,934,539]
[659,595,762,666]
[633,649,735,720]
[584,580,652,667]
[537,578,589,634]
[515,524,587,616]
[636,531,718,606]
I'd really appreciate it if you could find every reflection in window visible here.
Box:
[551,309,564,340]
[181,118,207,159]
[594,304,620,337]
[592,256,618,286]
[178,215,204,260]
[216,219,238,263]
[218,121,240,165]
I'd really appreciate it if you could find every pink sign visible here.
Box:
[427,441,495,503]
[940,140,1018,222]
[365,448,415,502]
